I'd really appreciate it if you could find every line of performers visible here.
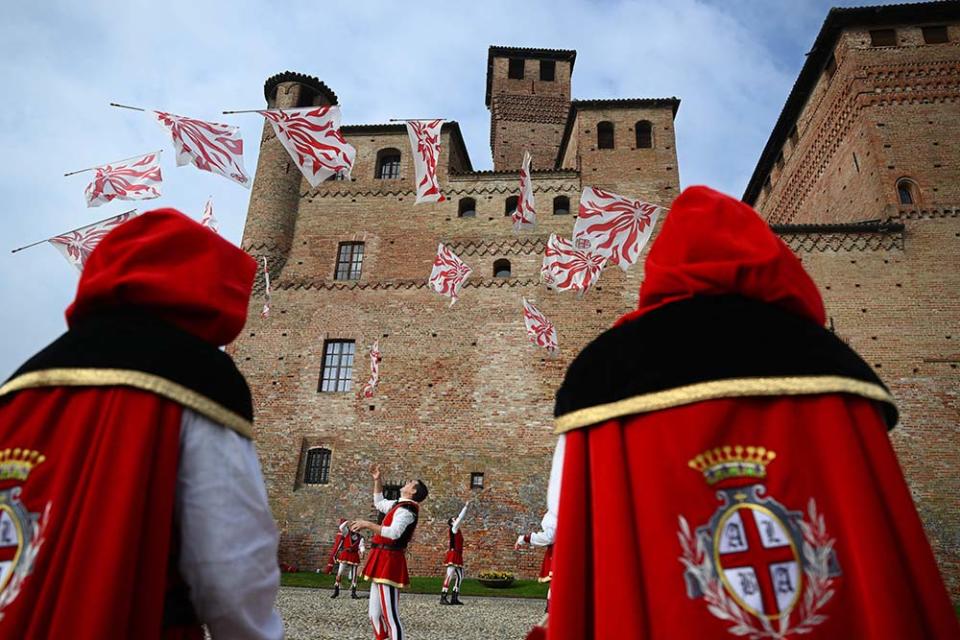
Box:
[325,464,554,639]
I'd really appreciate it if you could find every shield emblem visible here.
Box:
[0,488,38,599]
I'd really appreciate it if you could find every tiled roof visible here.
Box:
[263,71,338,105]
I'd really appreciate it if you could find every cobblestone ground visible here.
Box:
[277,586,544,639]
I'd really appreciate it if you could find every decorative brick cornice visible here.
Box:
[302,182,579,199]
[897,205,960,219]
[445,237,547,257]
[273,276,540,292]
[774,224,905,252]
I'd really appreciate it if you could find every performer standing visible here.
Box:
[331,520,365,599]
[0,209,283,639]
[350,465,428,640]
[439,500,471,605]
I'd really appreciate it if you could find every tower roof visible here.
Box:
[264,71,339,105]
[742,0,960,205]
[486,46,577,106]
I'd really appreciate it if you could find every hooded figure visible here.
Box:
[539,187,959,639]
[0,209,282,639]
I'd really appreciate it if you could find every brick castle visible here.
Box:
[230,2,959,602]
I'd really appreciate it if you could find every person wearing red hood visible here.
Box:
[0,209,283,639]
[530,187,960,639]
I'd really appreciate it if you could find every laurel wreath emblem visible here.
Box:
[678,498,836,639]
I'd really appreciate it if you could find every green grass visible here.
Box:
[281,572,549,599]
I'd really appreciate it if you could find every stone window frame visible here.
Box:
[375,148,402,180]
[334,241,364,281]
[504,195,519,216]
[553,195,570,215]
[493,259,511,278]
[458,197,477,218]
[597,121,615,150]
[318,339,355,393]
[635,120,653,149]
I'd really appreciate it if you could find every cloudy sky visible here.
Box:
[0,0,903,378]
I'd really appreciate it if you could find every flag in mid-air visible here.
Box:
[511,150,536,230]
[522,298,558,353]
[84,152,162,208]
[541,233,607,295]
[200,197,218,233]
[260,257,272,318]
[154,111,249,187]
[361,339,382,398]
[48,210,139,271]
[259,106,356,187]
[574,186,661,271]
[405,119,445,204]
[429,244,472,306]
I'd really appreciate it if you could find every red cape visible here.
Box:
[545,187,959,639]
[0,209,256,639]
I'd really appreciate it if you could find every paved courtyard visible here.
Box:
[277,586,544,639]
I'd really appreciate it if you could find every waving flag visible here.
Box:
[84,152,162,208]
[259,106,356,187]
[541,234,607,294]
[511,150,536,230]
[48,210,139,271]
[260,257,271,319]
[523,298,558,354]
[154,111,249,187]
[361,340,382,399]
[200,197,218,233]
[405,120,445,204]
[429,244,472,306]
[574,186,662,271]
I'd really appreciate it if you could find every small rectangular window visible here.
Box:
[335,242,364,281]
[540,60,555,81]
[922,26,948,44]
[870,29,897,47]
[319,340,355,392]
[508,58,524,80]
[304,448,331,484]
[470,472,484,490]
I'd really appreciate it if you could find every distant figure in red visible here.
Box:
[439,500,470,605]
[330,519,365,599]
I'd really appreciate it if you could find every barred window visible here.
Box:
[470,472,484,490]
[335,242,364,281]
[635,120,653,148]
[597,121,614,149]
[319,340,355,392]
[376,149,401,179]
[304,447,331,484]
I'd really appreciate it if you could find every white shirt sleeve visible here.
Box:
[451,502,469,534]
[378,503,416,540]
[176,409,283,640]
[374,492,397,514]
[529,435,565,547]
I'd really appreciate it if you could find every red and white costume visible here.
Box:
[363,492,420,639]
[337,521,365,566]
[441,502,470,598]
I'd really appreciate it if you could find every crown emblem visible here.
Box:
[688,445,775,485]
[0,449,46,482]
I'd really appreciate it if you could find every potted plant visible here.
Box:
[478,570,515,588]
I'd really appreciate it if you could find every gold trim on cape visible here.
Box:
[554,375,895,434]
[0,368,253,439]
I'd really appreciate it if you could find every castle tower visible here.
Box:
[486,46,575,171]
[241,72,339,271]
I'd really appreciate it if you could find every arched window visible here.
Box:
[896,178,919,205]
[375,148,401,179]
[597,121,615,149]
[304,447,331,484]
[458,197,476,218]
[493,259,511,278]
[635,120,653,148]
[505,196,519,216]
[553,196,570,215]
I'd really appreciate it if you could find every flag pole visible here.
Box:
[63,150,163,177]
[10,210,137,254]
[223,109,268,115]
[109,102,147,112]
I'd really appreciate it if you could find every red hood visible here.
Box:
[66,208,257,346]
[616,186,825,327]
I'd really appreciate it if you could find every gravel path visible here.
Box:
[277,586,544,639]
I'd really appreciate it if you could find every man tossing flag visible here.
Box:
[523,298,558,354]
[405,120,445,204]
[154,111,250,187]
[511,151,536,230]
[83,152,162,208]
[258,106,356,187]
[574,186,662,271]
[429,244,472,307]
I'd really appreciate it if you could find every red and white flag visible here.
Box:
[260,257,271,319]
[361,339,382,399]
[511,150,536,230]
[574,186,662,271]
[429,244,472,306]
[523,298,558,354]
[405,120,445,204]
[200,197,218,233]
[259,106,356,187]
[84,151,162,208]
[48,210,139,272]
[541,234,607,295]
[154,111,250,187]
